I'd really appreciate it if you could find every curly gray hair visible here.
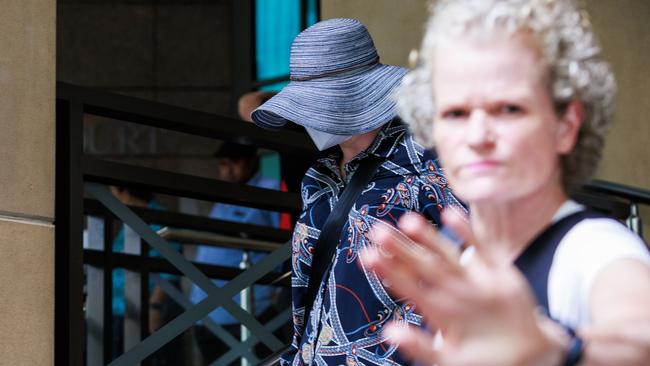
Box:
[397,0,616,188]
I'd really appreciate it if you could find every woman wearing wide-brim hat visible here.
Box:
[252,18,466,366]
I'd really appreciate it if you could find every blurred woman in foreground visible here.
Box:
[362,0,650,364]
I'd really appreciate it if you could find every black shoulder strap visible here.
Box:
[301,155,384,331]
[514,210,607,313]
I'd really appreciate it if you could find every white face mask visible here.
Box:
[305,127,352,151]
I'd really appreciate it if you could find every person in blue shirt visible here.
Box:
[190,142,281,364]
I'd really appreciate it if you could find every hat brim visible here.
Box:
[251,64,407,135]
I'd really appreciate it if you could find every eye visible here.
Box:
[441,108,469,120]
[498,104,524,115]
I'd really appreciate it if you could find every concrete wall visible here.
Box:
[322,0,650,228]
[321,0,429,67]
[57,0,233,116]
[0,0,56,365]
[586,0,650,232]
[57,0,235,211]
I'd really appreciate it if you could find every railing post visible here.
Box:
[626,202,643,239]
[239,251,254,366]
[86,216,106,366]
[104,216,115,364]
[55,97,85,366]
[124,225,142,365]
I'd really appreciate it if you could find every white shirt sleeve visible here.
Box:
[548,218,650,328]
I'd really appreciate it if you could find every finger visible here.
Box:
[367,223,461,286]
[441,209,497,266]
[377,219,455,275]
[384,323,440,366]
[365,223,419,272]
[441,209,475,248]
[361,246,466,325]
[398,212,462,266]
[361,245,432,300]
[369,220,419,257]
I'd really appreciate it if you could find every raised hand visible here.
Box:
[361,211,565,366]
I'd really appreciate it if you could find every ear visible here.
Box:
[556,100,584,155]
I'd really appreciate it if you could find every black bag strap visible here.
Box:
[301,154,384,335]
[514,210,607,313]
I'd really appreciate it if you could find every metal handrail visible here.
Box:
[57,82,317,157]
[576,179,650,239]
[84,198,292,243]
[584,179,650,205]
[83,249,290,286]
[82,156,301,213]
[157,227,283,252]
[570,190,630,220]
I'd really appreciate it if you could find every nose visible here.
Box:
[466,109,495,151]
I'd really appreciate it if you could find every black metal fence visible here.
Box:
[55,82,317,366]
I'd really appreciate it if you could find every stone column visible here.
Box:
[0,0,56,365]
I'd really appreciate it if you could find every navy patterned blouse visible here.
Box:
[283,121,466,366]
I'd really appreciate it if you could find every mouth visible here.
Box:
[460,160,503,174]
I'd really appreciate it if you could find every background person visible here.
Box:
[190,141,282,364]
[252,18,465,366]
[362,0,650,365]
[238,89,313,207]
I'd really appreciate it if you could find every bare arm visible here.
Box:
[238,91,278,122]
[148,285,168,333]
[578,259,650,365]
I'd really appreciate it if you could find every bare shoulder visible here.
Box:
[554,217,650,323]
[590,257,650,324]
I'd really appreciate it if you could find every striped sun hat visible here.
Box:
[251,18,407,135]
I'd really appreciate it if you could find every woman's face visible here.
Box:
[431,34,576,204]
